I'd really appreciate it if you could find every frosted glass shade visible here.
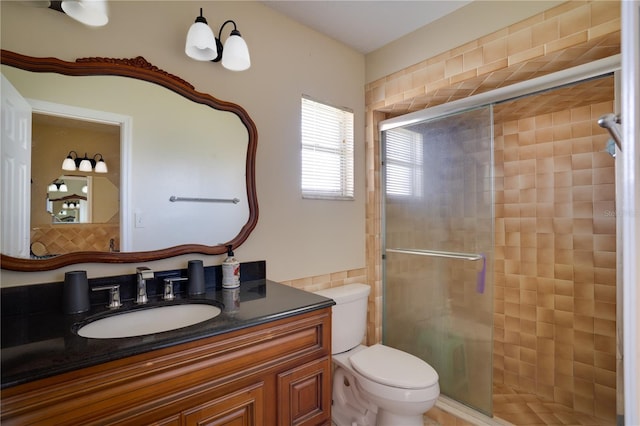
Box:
[48,183,58,192]
[59,184,68,192]
[61,0,109,27]
[79,158,93,172]
[222,33,250,71]
[186,22,218,61]
[62,156,77,171]
[94,158,108,173]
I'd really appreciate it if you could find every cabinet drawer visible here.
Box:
[183,382,265,426]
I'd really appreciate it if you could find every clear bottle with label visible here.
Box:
[222,245,240,288]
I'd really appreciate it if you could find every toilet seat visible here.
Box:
[349,344,438,389]
[352,365,440,404]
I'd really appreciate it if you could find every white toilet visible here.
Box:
[315,283,440,426]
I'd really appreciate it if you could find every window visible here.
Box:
[301,96,354,200]
[384,128,423,198]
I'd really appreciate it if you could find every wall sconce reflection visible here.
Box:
[61,201,80,209]
[47,180,68,192]
[62,151,108,173]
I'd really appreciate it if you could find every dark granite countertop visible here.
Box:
[1,263,334,389]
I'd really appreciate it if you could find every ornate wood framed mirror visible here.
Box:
[1,50,258,271]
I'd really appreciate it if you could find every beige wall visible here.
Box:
[0,1,366,286]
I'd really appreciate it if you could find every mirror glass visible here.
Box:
[0,51,258,271]
[46,176,90,223]
[34,112,121,229]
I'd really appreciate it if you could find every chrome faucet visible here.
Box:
[135,266,154,304]
[93,284,122,309]
[163,277,188,301]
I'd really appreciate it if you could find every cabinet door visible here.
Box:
[183,382,265,426]
[277,357,331,426]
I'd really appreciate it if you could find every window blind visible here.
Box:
[384,129,423,198]
[301,96,354,200]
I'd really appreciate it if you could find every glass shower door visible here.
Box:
[382,106,494,416]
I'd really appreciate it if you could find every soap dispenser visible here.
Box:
[222,245,240,288]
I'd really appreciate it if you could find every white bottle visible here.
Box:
[222,245,240,288]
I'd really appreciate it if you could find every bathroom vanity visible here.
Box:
[1,271,334,425]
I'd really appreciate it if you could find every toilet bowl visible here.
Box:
[314,284,440,426]
[333,344,439,426]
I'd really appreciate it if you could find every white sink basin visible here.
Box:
[77,304,222,339]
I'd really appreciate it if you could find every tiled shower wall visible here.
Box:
[280,267,367,293]
[31,224,120,254]
[493,99,617,421]
[364,1,621,423]
[366,0,620,347]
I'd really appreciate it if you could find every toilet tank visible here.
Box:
[314,283,370,354]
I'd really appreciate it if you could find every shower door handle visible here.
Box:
[386,248,483,261]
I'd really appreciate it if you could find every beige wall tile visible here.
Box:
[532,18,560,47]
[558,4,591,38]
[507,27,533,55]
[546,31,589,54]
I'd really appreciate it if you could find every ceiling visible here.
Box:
[261,0,471,54]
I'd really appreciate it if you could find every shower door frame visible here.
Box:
[379,54,622,417]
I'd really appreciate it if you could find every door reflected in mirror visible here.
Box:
[30,112,121,253]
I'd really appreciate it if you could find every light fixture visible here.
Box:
[93,154,108,173]
[62,151,108,173]
[185,8,217,61]
[47,0,109,27]
[185,8,250,71]
[61,151,78,171]
[48,180,68,192]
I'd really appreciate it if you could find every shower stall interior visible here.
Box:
[381,73,618,424]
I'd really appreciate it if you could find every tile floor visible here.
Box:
[491,384,616,426]
[421,384,616,426]
[335,385,616,425]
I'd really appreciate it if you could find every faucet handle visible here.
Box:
[92,284,121,309]
[163,277,188,301]
[136,266,154,279]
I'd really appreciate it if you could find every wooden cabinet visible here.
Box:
[0,308,332,426]
[278,358,331,426]
[183,382,265,426]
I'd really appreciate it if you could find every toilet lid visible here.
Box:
[349,344,438,389]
